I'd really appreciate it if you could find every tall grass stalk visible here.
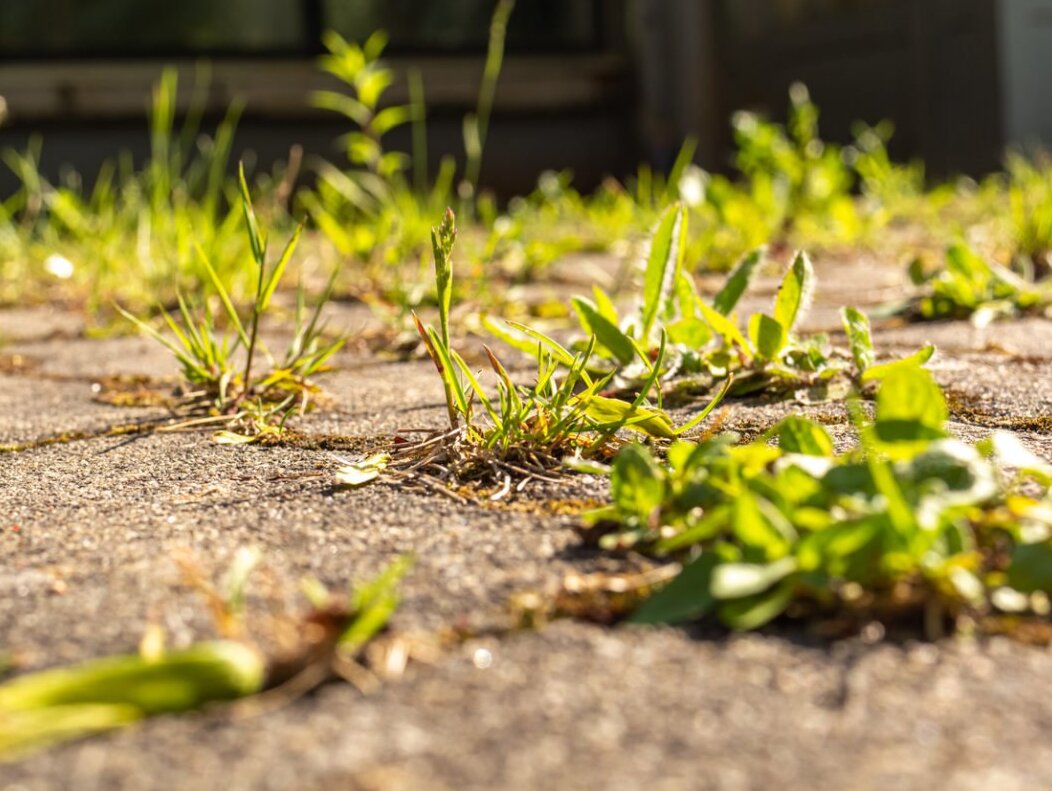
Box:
[461,0,515,208]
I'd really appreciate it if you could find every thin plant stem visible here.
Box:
[462,0,515,208]
[241,255,266,404]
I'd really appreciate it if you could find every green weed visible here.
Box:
[850,120,925,221]
[119,164,344,438]
[1006,153,1052,277]
[581,367,1052,637]
[903,242,1052,325]
[313,30,412,181]
[527,204,932,404]
[302,30,456,303]
[0,555,410,761]
[461,0,516,210]
[0,67,265,315]
[353,209,724,492]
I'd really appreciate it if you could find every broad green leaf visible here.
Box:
[629,553,720,624]
[1007,543,1052,593]
[731,493,793,559]
[0,641,264,717]
[860,344,935,383]
[946,242,993,286]
[572,296,635,366]
[907,257,930,285]
[710,557,797,600]
[713,248,763,315]
[591,285,620,324]
[866,455,917,536]
[666,317,712,349]
[776,416,834,456]
[666,439,698,472]
[798,517,880,568]
[696,299,752,358]
[717,580,794,630]
[641,204,687,337]
[673,270,701,320]
[772,251,814,334]
[840,306,875,372]
[873,367,948,445]
[748,313,786,360]
[582,395,677,440]
[610,444,666,520]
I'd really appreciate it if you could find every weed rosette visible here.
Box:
[577,367,1052,637]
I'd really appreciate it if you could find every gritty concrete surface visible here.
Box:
[7,624,1052,791]
[2,253,1052,790]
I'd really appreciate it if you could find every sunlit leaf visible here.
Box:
[641,204,686,337]
[713,248,763,315]
[710,558,797,600]
[629,554,719,624]
[610,444,666,521]
[716,580,794,630]
[748,313,786,360]
[776,416,834,456]
[840,306,875,372]
[873,366,948,445]
[772,251,814,334]
[860,344,935,383]
[572,296,635,366]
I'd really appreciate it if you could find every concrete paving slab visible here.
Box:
[2,252,1052,790]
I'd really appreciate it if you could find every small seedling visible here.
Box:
[119,163,344,439]
[313,30,411,180]
[900,242,1052,325]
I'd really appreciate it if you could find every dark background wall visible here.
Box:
[0,0,1023,199]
